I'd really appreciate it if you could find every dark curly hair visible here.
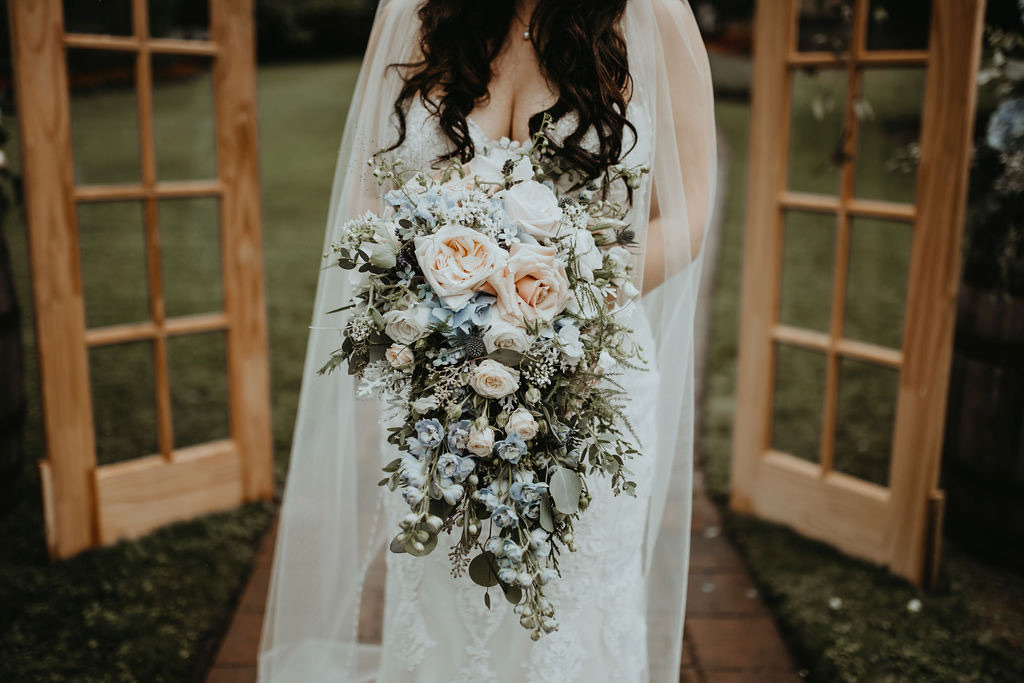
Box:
[385,0,636,184]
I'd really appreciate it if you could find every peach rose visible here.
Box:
[482,243,572,325]
[385,343,414,370]
[469,359,520,399]
[414,224,507,311]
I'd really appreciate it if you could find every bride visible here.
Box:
[258,0,716,681]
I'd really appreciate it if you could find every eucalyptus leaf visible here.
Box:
[539,494,555,532]
[484,592,491,609]
[382,458,402,473]
[370,308,386,328]
[549,467,582,515]
[468,552,500,588]
[406,533,437,557]
[377,477,389,487]
[429,497,454,519]
[502,584,523,605]
[487,349,524,367]
[389,536,407,554]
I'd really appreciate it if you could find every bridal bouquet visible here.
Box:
[320,128,649,640]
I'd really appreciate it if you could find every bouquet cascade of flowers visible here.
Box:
[320,124,650,639]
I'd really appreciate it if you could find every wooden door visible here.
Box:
[730,0,985,584]
[9,0,273,559]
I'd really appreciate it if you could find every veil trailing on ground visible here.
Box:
[257,0,716,680]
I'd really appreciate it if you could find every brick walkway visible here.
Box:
[206,480,800,682]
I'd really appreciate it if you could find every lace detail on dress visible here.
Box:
[450,582,505,683]
[382,491,439,671]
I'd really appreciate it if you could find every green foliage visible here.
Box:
[725,512,1024,683]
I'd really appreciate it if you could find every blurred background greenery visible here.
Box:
[0,0,1022,681]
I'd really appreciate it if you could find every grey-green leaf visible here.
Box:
[549,467,582,515]
[502,584,523,605]
[539,494,555,532]
[406,533,437,557]
[389,536,407,554]
[483,592,491,609]
[468,552,500,587]
[487,349,523,367]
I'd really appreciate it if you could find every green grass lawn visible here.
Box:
[1,58,361,681]
[706,84,1024,681]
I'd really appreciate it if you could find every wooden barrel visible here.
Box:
[0,215,25,518]
[942,284,1024,568]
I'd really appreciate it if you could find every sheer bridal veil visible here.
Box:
[257,0,716,680]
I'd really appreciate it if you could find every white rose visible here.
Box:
[606,245,632,272]
[563,229,603,282]
[385,343,414,369]
[469,359,520,399]
[412,394,439,414]
[594,350,617,375]
[502,180,564,240]
[383,305,432,345]
[565,284,605,319]
[509,157,534,183]
[556,322,585,362]
[414,224,507,311]
[618,280,640,305]
[467,424,496,456]
[483,320,532,354]
[507,406,538,440]
[467,153,512,187]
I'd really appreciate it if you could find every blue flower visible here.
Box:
[500,539,524,563]
[415,419,444,448]
[436,453,461,480]
[431,292,495,336]
[405,436,430,459]
[447,420,473,453]
[492,505,519,528]
[510,481,548,504]
[437,478,465,505]
[455,456,476,481]
[495,433,528,464]
[473,485,501,512]
[402,487,425,505]
[549,420,571,444]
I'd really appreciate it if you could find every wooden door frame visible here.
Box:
[9,0,273,559]
[730,0,985,584]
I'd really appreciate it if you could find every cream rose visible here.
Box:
[563,229,603,282]
[467,424,496,457]
[470,359,520,399]
[502,180,564,240]
[484,243,572,325]
[483,320,532,354]
[385,343,414,369]
[506,406,538,440]
[606,245,632,272]
[414,225,507,312]
[382,305,432,345]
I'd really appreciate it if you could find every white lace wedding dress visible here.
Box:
[375,97,661,683]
